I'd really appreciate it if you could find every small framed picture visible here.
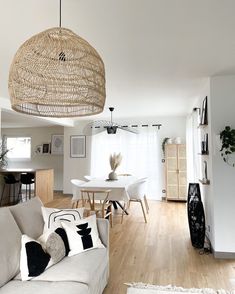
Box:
[70,135,86,158]
[42,143,50,154]
[35,145,43,154]
[51,134,64,155]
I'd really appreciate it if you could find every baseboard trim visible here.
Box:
[214,251,235,259]
[208,241,235,259]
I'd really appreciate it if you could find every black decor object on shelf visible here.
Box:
[187,183,205,249]
[200,96,208,125]
[201,133,209,154]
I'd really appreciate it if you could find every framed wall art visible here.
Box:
[51,134,64,155]
[35,145,43,154]
[70,135,86,158]
[42,143,50,154]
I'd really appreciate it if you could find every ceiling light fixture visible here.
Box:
[8,0,106,117]
[83,107,139,135]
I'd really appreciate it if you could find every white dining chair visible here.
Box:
[84,175,94,181]
[70,179,86,208]
[124,177,149,223]
[118,173,132,176]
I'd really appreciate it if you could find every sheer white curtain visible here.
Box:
[90,128,161,200]
[186,111,200,184]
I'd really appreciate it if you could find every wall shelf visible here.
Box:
[199,179,210,185]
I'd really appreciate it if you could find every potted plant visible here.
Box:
[162,137,170,157]
[220,126,235,166]
[108,153,122,180]
[0,142,9,169]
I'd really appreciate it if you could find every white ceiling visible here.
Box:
[1,110,56,129]
[1,0,235,127]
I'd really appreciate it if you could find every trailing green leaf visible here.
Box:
[220,125,235,167]
[161,137,170,157]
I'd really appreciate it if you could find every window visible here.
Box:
[6,137,31,159]
[90,128,161,200]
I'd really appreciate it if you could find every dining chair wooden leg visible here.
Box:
[144,195,149,213]
[139,200,147,223]
[121,210,124,224]
[109,207,113,228]
[71,201,75,209]
[121,203,126,224]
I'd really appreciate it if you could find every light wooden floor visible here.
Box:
[47,194,235,293]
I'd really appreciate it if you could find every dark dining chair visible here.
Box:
[0,174,20,206]
[19,173,35,201]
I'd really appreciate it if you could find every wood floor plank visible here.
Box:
[47,194,235,293]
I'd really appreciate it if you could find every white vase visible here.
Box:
[174,137,181,144]
[167,138,172,144]
[108,171,118,180]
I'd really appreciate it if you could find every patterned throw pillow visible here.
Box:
[61,214,104,257]
[41,207,84,232]
[20,232,66,281]
[38,227,70,256]
[45,232,65,263]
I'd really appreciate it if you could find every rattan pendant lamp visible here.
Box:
[8,0,106,117]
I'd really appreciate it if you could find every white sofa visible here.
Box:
[0,197,109,294]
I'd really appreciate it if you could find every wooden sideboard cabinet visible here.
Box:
[165,144,187,201]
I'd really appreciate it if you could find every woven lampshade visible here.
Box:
[8,27,106,117]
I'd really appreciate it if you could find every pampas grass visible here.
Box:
[109,152,122,171]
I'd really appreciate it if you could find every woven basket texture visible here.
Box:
[8,27,106,117]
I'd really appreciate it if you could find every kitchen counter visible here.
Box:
[0,168,54,205]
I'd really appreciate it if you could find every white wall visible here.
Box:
[191,79,215,247]
[2,126,64,190]
[210,76,235,253]
[190,75,235,255]
[63,116,186,196]
[63,121,92,194]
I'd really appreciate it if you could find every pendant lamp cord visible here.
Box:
[59,0,62,28]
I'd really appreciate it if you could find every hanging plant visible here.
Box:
[0,145,9,169]
[162,137,170,157]
[220,126,235,167]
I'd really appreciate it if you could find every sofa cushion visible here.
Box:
[61,214,104,257]
[0,280,88,294]
[41,207,84,232]
[38,226,70,256]
[20,235,51,281]
[20,232,66,281]
[96,218,109,248]
[0,208,22,288]
[15,248,108,285]
[9,197,44,239]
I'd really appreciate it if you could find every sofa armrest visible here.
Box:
[97,218,109,249]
